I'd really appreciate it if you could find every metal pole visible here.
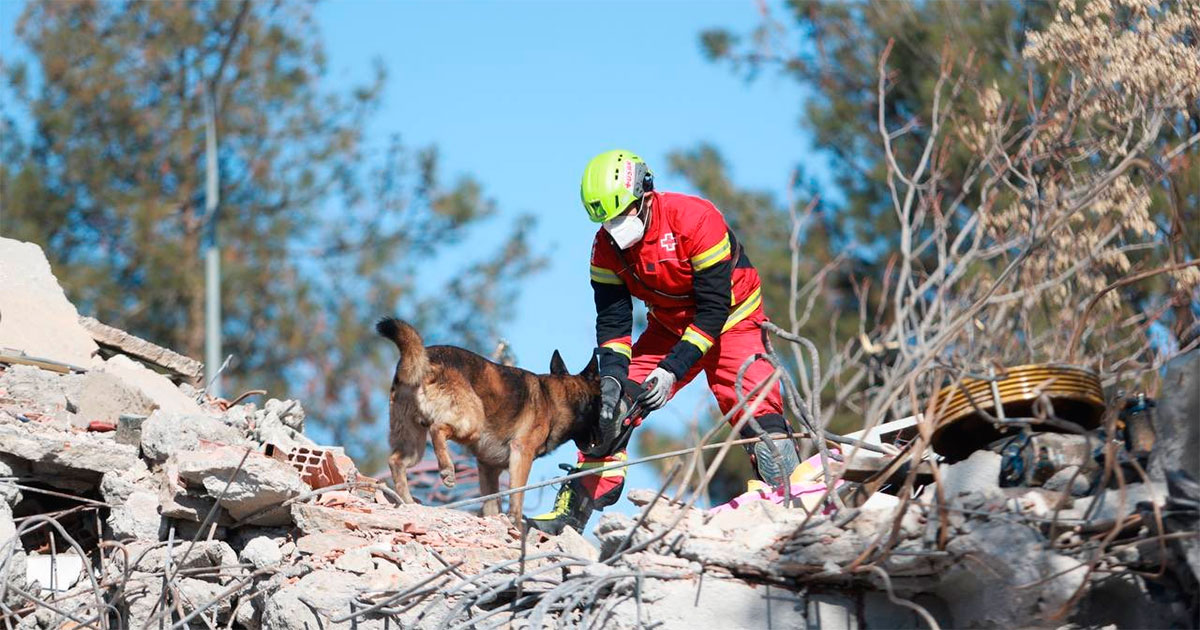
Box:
[203,86,222,397]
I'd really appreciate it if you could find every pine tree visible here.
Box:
[1,0,544,470]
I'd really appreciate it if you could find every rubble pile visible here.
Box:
[2,235,1198,629]
[0,237,580,629]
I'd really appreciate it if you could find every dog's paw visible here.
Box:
[440,469,457,488]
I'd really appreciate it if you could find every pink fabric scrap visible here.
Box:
[708,451,843,514]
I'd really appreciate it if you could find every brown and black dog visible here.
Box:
[375,317,601,522]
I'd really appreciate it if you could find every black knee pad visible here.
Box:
[737,413,789,439]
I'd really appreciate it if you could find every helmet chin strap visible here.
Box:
[636,193,653,228]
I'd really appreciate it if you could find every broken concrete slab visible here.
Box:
[119,540,238,576]
[102,468,164,541]
[0,503,28,612]
[124,572,233,628]
[240,536,284,570]
[0,457,21,506]
[936,518,1078,627]
[333,547,375,574]
[233,590,264,630]
[260,569,385,630]
[553,525,600,563]
[252,398,314,449]
[0,419,141,478]
[173,445,308,525]
[262,398,306,433]
[296,531,370,556]
[140,409,247,461]
[74,369,157,428]
[940,449,1002,498]
[79,315,203,383]
[0,501,16,554]
[1042,464,1092,496]
[0,237,99,367]
[290,503,479,536]
[105,489,163,542]
[95,354,203,416]
[175,577,233,620]
[607,576,807,629]
[1057,482,1168,522]
[0,364,82,427]
[158,464,234,524]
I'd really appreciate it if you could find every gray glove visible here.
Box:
[637,367,676,411]
[598,376,623,426]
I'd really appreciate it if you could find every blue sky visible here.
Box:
[310,0,815,519]
[0,0,817,523]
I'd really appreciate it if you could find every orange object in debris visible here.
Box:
[264,444,347,489]
[87,421,116,432]
[929,363,1105,461]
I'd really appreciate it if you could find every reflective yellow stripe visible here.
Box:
[601,340,631,359]
[690,234,731,271]
[681,326,714,354]
[590,265,622,285]
[722,287,762,333]
[579,452,627,478]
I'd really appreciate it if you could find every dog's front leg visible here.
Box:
[506,443,535,526]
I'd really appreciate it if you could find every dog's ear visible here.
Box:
[549,350,568,376]
[579,354,599,378]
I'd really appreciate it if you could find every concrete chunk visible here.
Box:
[140,410,246,461]
[125,573,232,627]
[939,449,1002,498]
[296,531,369,556]
[174,446,308,526]
[608,577,807,629]
[74,369,157,426]
[119,540,238,575]
[0,365,83,427]
[102,467,164,541]
[0,421,140,477]
[240,536,284,570]
[96,354,203,416]
[79,316,203,382]
[0,237,99,367]
[261,569,381,630]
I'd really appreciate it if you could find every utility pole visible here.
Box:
[203,84,222,397]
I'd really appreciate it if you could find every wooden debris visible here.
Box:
[0,349,88,374]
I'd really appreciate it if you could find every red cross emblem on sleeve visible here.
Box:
[660,232,676,251]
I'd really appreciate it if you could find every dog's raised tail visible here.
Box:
[375,317,429,386]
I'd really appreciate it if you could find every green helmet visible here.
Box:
[580,149,654,223]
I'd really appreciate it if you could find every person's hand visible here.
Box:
[599,376,622,425]
[637,367,676,411]
[585,375,625,457]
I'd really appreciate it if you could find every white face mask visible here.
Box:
[603,214,645,249]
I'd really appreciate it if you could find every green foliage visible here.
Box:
[1,0,544,472]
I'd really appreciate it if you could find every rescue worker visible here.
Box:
[530,149,801,535]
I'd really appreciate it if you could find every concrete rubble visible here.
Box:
[2,235,1198,629]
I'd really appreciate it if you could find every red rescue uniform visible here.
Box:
[588,191,784,427]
